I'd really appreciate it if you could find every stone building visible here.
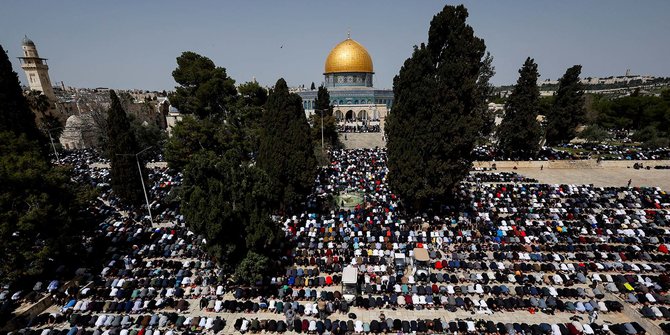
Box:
[59,114,100,150]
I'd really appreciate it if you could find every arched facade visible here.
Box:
[332,104,388,133]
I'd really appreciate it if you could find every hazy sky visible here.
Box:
[1,1,669,91]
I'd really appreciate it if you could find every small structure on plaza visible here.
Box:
[342,266,359,302]
[297,33,393,133]
[59,114,100,149]
[334,191,364,209]
[412,247,430,278]
[394,252,406,273]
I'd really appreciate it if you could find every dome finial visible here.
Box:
[347,28,350,39]
[22,35,35,46]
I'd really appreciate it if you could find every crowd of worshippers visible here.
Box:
[8,148,670,335]
[229,316,645,334]
[338,125,381,133]
[465,172,539,184]
[16,315,647,335]
[472,144,670,161]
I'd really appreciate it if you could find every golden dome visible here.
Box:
[324,38,373,74]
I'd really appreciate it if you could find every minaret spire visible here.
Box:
[18,37,56,100]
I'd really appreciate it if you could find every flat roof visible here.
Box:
[342,266,358,284]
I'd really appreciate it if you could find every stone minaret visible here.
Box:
[18,36,56,100]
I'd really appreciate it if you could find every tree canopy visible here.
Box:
[545,65,586,145]
[180,150,280,274]
[169,51,238,118]
[0,47,93,284]
[308,85,339,148]
[0,45,44,145]
[386,4,493,211]
[237,81,268,108]
[164,53,287,283]
[26,90,63,140]
[588,91,670,148]
[257,78,317,210]
[497,57,543,159]
[106,90,146,206]
[0,132,90,282]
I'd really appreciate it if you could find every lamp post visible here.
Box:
[46,126,64,160]
[117,146,154,226]
[315,108,328,149]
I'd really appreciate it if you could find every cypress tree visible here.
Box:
[107,90,145,206]
[258,78,317,210]
[309,85,338,147]
[497,57,543,159]
[0,45,43,144]
[386,5,493,211]
[546,65,586,145]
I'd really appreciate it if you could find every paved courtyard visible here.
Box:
[499,166,670,191]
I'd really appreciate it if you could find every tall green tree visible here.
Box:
[546,65,586,145]
[661,89,670,104]
[0,133,86,281]
[180,150,280,271]
[497,57,542,159]
[235,82,268,156]
[258,78,317,210]
[165,115,245,170]
[0,45,44,145]
[169,51,238,118]
[237,81,268,108]
[107,90,145,206]
[165,55,286,282]
[0,48,94,283]
[386,5,493,211]
[129,116,166,157]
[308,85,338,148]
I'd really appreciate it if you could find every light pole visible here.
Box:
[117,146,154,226]
[315,108,328,149]
[46,126,66,160]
